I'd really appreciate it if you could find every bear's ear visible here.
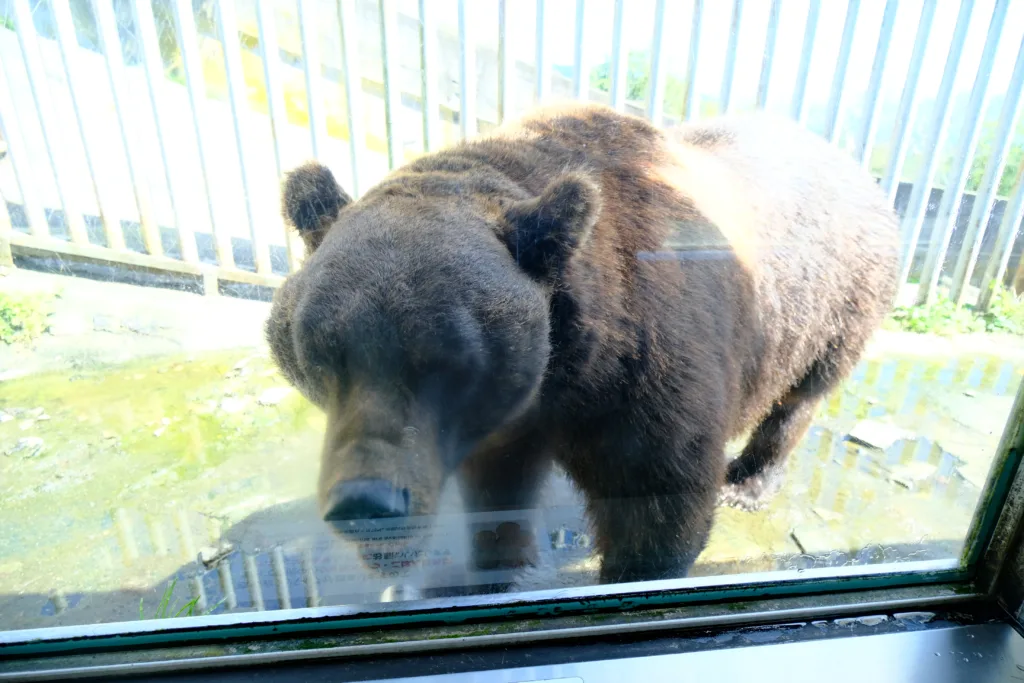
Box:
[502,173,601,281]
[282,162,353,254]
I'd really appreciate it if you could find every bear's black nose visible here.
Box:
[324,479,410,532]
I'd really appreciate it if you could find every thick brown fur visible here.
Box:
[267,103,900,585]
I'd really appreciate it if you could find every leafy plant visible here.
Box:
[590,50,689,117]
[978,285,1024,334]
[888,294,984,335]
[0,291,53,345]
[888,287,1024,336]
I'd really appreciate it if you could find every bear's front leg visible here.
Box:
[565,429,724,585]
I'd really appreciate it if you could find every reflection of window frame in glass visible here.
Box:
[3,406,1024,676]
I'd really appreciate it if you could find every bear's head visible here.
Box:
[267,161,600,546]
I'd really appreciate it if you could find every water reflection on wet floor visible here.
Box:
[1,347,1022,627]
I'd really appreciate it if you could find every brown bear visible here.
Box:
[266,103,900,586]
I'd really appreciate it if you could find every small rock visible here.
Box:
[964,390,977,398]
[220,397,249,414]
[153,427,166,437]
[0,411,12,424]
[35,414,50,422]
[257,387,293,407]
[198,543,234,568]
[9,437,44,458]
[847,420,913,451]
[28,408,45,418]
[92,315,119,333]
[18,420,34,431]
[102,430,118,441]
[888,461,938,490]
[160,417,171,426]
[893,611,935,624]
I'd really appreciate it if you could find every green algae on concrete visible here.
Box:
[0,350,323,597]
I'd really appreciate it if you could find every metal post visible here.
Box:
[720,0,743,115]
[339,0,367,196]
[928,0,1012,307]
[51,0,120,249]
[609,0,627,111]
[824,0,860,144]
[791,0,820,124]
[131,0,196,262]
[217,0,272,275]
[572,0,587,101]
[170,0,234,267]
[880,1,937,203]
[684,0,704,121]
[255,0,301,272]
[11,0,88,243]
[897,0,975,286]
[457,0,477,138]
[856,0,899,168]
[756,0,781,110]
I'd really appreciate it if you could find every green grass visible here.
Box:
[138,577,225,619]
[887,287,1024,336]
[0,291,54,344]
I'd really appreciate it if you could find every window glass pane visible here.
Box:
[1,0,1024,636]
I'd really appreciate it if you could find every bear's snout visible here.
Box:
[323,478,411,534]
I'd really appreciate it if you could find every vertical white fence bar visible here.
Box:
[897,0,974,285]
[171,0,234,268]
[0,184,11,265]
[609,0,627,112]
[856,0,898,168]
[535,0,550,103]
[243,554,265,611]
[990,167,1024,301]
[719,0,742,115]
[379,0,403,167]
[756,0,781,110]
[338,0,366,197]
[217,0,272,275]
[497,0,511,122]
[298,0,328,162]
[11,0,88,243]
[428,0,448,137]
[0,57,50,238]
[255,0,300,272]
[457,0,477,138]
[881,1,937,203]
[51,0,120,249]
[92,0,161,256]
[271,547,292,610]
[684,0,704,121]
[572,0,587,101]
[132,0,197,263]
[925,0,1011,306]
[790,0,820,124]
[824,0,860,144]
[646,0,667,123]
[976,53,1024,310]
[255,0,287,180]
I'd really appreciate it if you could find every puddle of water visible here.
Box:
[0,346,1022,624]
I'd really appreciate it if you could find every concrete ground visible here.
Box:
[2,268,1024,629]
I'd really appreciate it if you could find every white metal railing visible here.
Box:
[1,0,1024,308]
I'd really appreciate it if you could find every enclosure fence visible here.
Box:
[2,0,1024,307]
